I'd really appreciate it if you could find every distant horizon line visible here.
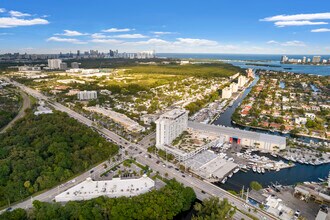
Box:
[1,52,330,56]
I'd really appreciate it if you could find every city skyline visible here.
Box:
[1,0,330,54]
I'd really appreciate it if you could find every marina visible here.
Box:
[219,153,330,192]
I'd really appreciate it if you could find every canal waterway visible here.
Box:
[212,75,330,191]
[213,76,259,127]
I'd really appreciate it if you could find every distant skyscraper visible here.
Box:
[109,50,114,57]
[246,68,254,78]
[136,50,155,59]
[48,59,62,69]
[281,55,288,63]
[302,56,306,63]
[71,62,79,69]
[77,50,80,57]
[312,56,321,63]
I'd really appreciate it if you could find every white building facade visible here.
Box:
[77,90,97,100]
[156,109,188,148]
[238,75,247,88]
[222,87,232,99]
[48,59,62,69]
[230,83,238,93]
[55,175,155,202]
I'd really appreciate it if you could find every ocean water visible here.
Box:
[158,53,330,76]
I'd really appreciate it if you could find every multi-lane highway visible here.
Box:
[2,78,277,220]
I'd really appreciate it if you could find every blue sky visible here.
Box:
[1,0,330,54]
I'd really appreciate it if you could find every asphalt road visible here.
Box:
[2,78,278,220]
[0,89,31,133]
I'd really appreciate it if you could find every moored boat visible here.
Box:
[257,167,261,173]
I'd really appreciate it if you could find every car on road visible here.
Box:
[6,207,12,212]
[182,175,185,178]
[201,190,206,194]
[90,170,94,174]
[294,210,300,219]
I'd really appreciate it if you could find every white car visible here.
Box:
[294,210,300,219]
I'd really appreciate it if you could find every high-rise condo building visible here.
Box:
[77,90,97,100]
[312,56,321,63]
[48,59,62,69]
[281,55,288,63]
[238,75,247,88]
[156,109,188,148]
[222,86,232,99]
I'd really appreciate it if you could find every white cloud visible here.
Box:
[152,31,173,35]
[124,38,170,46]
[91,33,148,39]
[274,20,327,27]
[0,17,49,28]
[55,30,88,36]
[91,33,107,39]
[47,36,86,44]
[110,34,148,39]
[90,38,122,44]
[0,8,6,13]
[174,38,218,46]
[281,40,306,47]
[261,12,330,22]
[267,40,305,47]
[311,28,330,32]
[9,10,31,17]
[267,40,279,44]
[102,28,133,33]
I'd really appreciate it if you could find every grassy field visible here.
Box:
[123,63,241,78]
[107,73,186,88]
[73,59,242,78]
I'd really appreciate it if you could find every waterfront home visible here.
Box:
[320,104,330,110]
[295,117,307,125]
[305,113,316,120]
[269,123,281,130]
[311,105,321,111]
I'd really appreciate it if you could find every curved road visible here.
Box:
[0,89,31,134]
